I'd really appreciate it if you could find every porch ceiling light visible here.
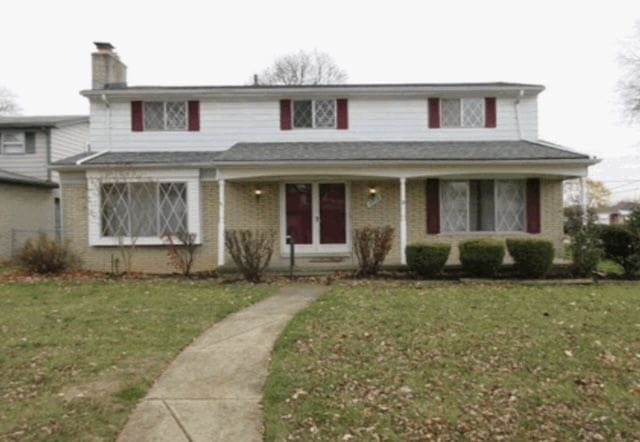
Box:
[254,187,263,202]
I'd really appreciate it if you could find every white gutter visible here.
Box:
[514,89,524,139]
[76,150,109,165]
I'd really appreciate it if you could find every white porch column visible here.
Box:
[399,177,407,265]
[218,179,225,267]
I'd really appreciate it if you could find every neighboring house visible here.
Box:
[595,201,638,225]
[0,115,89,260]
[52,42,598,273]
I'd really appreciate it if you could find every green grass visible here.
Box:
[0,279,273,441]
[264,283,640,440]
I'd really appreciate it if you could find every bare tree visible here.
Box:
[257,49,347,85]
[618,22,640,123]
[0,86,21,116]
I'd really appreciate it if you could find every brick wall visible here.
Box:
[61,175,218,273]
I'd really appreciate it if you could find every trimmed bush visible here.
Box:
[506,238,554,278]
[459,239,505,277]
[597,225,640,278]
[18,234,78,274]
[406,242,451,278]
[570,226,603,277]
[353,226,394,277]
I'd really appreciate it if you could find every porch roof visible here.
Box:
[53,140,594,169]
[0,169,58,188]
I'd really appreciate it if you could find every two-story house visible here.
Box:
[0,115,88,260]
[53,42,598,273]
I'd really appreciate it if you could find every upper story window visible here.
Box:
[143,102,188,131]
[441,98,485,128]
[293,99,336,129]
[1,132,26,154]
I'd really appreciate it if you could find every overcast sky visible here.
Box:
[2,0,639,201]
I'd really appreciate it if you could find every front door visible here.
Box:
[283,182,349,254]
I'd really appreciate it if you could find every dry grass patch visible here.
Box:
[264,283,640,441]
[0,279,273,441]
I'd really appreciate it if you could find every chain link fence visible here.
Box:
[10,229,62,258]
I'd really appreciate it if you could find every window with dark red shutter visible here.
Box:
[526,178,541,233]
[280,100,292,130]
[428,98,440,128]
[188,101,200,131]
[131,101,144,132]
[485,97,497,128]
[337,99,348,129]
[426,179,440,234]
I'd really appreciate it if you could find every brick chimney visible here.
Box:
[92,42,127,89]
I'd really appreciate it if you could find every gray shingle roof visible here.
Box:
[52,140,591,168]
[0,169,58,188]
[0,115,88,128]
[53,150,223,166]
[219,140,591,162]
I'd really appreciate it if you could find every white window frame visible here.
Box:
[439,179,526,234]
[0,131,26,155]
[279,181,351,255]
[440,98,485,128]
[292,99,337,129]
[143,101,189,131]
[87,169,201,246]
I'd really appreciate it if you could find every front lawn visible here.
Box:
[0,279,273,441]
[264,283,640,440]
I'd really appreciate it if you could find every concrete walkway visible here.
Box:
[117,285,326,442]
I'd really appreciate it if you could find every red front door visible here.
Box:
[319,183,346,244]
[285,183,312,244]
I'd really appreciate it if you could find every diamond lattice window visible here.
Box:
[143,101,187,131]
[441,99,461,128]
[495,180,525,231]
[100,182,188,237]
[440,179,525,232]
[441,98,485,128]
[314,100,336,128]
[441,181,468,232]
[462,98,484,127]
[293,100,313,128]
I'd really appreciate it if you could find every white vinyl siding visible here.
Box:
[0,130,47,180]
[88,96,539,152]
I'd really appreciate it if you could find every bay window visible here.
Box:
[441,179,526,232]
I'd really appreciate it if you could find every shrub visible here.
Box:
[406,242,451,278]
[570,226,603,277]
[353,226,394,277]
[224,229,275,283]
[459,239,505,277]
[18,234,78,274]
[506,238,554,278]
[162,232,199,276]
[597,225,640,278]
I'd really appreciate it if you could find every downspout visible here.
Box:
[101,94,112,151]
[513,89,524,139]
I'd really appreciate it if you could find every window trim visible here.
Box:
[439,179,527,234]
[440,98,485,129]
[143,101,189,132]
[291,99,337,129]
[0,131,26,155]
[87,169,201,246]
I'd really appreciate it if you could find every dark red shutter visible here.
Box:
[337,98,348,129]
[188,101,200,131]
[131,101,143,132]
[485,97,497,128]
[428,98,440,128]
[526,178,541,233]
[426,179,440,234]
[280,99,292,130]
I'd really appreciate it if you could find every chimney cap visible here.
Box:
[94,42,115,51]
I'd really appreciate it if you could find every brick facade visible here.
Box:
[61,173,565,272]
